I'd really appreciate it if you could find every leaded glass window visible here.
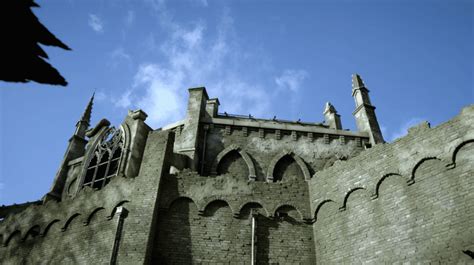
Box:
[83,127,123,190]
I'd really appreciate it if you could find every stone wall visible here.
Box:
[154,169,315,264]
[153,199,314,264]
[0,180,129,264]
[309,105,474,263]
[201,125,366,180]
[2,208,115,265]
[1,83,472,265]
[0,130,174,265]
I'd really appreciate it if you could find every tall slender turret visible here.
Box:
[44,93,95,202]
[323,102,342,130]
[351,74,384,145]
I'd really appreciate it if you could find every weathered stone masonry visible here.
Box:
[1,74,473,264]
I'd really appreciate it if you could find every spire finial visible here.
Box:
[352,73,366,89]
[79,92,95,126]
[323,102,337,114]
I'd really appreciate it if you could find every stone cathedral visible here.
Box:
[1,74,473,264]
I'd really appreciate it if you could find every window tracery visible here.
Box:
[82,127,123,190]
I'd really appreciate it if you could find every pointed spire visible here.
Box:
[79,92,94,126]
[351,74,384,145]
[323,102,337,114]
[74,92,94,138]
[352,73,366,90]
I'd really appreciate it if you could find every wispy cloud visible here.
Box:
[388,117,426,142]
[125,10,135,27]
[274,69,308,117]
[196,0,208,7]
[116,4,274,127]
[110,47,131,61]
[88,14,104,33]
[94,92,107,102]
[109,47,132,68]
[275,69,308,92]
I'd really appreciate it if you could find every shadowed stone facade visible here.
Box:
[1,74,473,264]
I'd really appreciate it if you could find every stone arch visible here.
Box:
[266,150,311,182]
[41,219,60,237]
[83,207,105,226]
[313,199,336,222]
[165,197,199,212]
[22,225,40,241]
[238,201,270,217]
[408,157,440,185]
[61,213,81,232]
[108,200,130,219]
[119,123,132,177]
[447,139,474,169]
[211,144,256,180]
[272,203,304,220]
[4,230,21,246]
[201,199,234,216]
[372,173,404,199]
[340,187,366,211]
[77,124,127,193]
[77,125,109,191]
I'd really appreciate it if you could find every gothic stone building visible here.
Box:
[1,75,473,264]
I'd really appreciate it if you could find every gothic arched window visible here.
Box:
[82,127,123,190]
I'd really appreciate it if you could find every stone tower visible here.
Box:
[351,74,385,145]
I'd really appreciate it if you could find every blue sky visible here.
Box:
[0,0,472,205]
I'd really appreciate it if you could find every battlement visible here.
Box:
[207,112,367,138]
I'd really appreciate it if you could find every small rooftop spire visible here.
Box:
[79,92,95,126]
[352,73,366,90]
[323,102,337,114]
[323,102,342,129]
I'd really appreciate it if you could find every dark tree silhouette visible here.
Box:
[0,0,71,86]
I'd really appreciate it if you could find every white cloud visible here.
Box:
[131,63,187,125]
[275,69,308,92]
[116,89,133,109]
[116,4,275,128]
[88,14,104,33]
[388,118,426,142]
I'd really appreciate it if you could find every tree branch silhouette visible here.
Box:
[0,0,71,86]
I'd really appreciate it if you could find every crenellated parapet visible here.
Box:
[309,105,474,211]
